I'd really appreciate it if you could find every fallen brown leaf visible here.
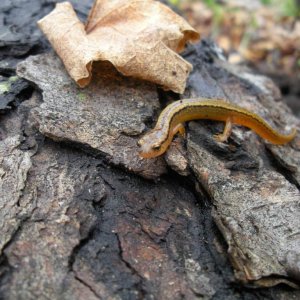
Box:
[38,1,199,93]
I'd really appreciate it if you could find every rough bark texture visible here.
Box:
[183,43,300,287]
[0,1,300,299]
[17,53,166,180]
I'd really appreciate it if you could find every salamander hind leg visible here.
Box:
[214,118,232,142]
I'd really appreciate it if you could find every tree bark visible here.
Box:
[0,1,299,299]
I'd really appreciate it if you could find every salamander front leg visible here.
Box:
[214,118,232,142]
[172,123,186,138]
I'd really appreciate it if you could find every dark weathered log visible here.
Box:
[0,0,92,67]
[183,41,300,287]
[0,1,300,299]
[0,76,32,112]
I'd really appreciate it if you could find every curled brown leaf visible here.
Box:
[38,0,199,93]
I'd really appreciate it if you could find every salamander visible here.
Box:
[137,98,297,158]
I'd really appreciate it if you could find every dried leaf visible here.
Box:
[38,1,199,93]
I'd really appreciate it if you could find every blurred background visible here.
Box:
[168,0,300,116]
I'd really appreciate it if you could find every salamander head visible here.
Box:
[137,129,168,158]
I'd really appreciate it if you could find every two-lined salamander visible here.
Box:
[138,98,297,158]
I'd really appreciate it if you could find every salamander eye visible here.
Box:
[152,144,161,151]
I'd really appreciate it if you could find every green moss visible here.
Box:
[0,82,10,94]
[9,76,19,83]
[0,76,19,94]
[77,92,87,102]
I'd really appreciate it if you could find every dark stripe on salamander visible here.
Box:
[157,102,279,147]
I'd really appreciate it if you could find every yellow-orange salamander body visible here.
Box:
[138,98,297,158]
